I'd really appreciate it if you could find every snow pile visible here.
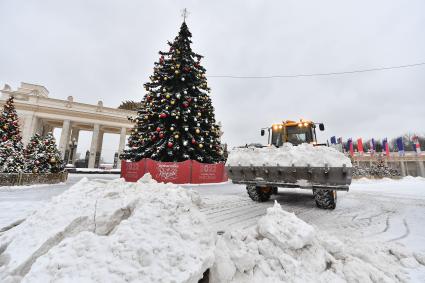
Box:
[0,175,214,283]
[210,201,420,283]
[227,143,352,167]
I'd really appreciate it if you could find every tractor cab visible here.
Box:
[261,119,325,147]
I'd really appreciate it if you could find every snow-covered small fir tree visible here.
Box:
[24,133,44,173]
[0,140,25,173]
[0,96,25,173]
[41,132,65,173]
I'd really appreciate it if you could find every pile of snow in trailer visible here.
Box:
[0,175,214,283]
[227,143,352,167]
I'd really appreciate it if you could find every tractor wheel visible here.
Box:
[314,189,337,209]
[246,185,272,202]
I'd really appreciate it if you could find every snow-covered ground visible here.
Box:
[1,174,425,282]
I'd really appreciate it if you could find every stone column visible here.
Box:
[21,115,36,145]
[400,160,406,177]
[42,124,54,136]
[58,120,71,158]
[88,124,100,168]
[117,127,127,169]
[70,128,80,163]
[95,131,104,168]
[418,161,425,177]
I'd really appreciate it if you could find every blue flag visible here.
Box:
[330,136,336,145]
[396,137,404,156]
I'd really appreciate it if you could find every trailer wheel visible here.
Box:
[314,189,337,209]
[272,187,278,195]
[246,185,272,202]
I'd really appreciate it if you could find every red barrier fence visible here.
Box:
[121,159,228,184]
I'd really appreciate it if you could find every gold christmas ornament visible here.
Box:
[50,157,56,163]
[166,94,171,99]
[171,100,175,105]
[175,70,179,74]
[170,127,175,131]
[174,134,179,139]
[198,112,201,116]
[196,129,200,134]
[199,144,203,148]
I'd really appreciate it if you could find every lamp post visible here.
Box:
[68,137,78,165]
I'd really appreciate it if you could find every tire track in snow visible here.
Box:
[388,218,410,242]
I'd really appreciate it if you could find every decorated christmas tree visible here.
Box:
[0,140,25,173]
[24,133,44,173]
[121,20,224,163]
[0,96,25,173]
[40,132,65,173]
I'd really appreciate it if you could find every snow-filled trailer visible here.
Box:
[226,164,352,209]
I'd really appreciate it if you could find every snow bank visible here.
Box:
[227,143,352,167]
[0,175,214,283]
[210,201,417,283]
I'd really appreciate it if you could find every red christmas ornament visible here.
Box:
[187,98,192,103]
[167,142,174,148]
[2,136,7,142]
[159,113,167,118]
[156,127,161,132]
[146,95,151,101]
[151,136,157,141]
[159,133,164,138]
[191,138,196,144]
[182,102,189,108]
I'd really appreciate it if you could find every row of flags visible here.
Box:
[329,136,422,157]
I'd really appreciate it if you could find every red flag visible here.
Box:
[349,139,354,157]
[357,138,364,154]
[383,138,390,157]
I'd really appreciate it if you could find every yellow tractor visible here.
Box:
[227,119,352,209]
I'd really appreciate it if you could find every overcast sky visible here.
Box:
[1,0,424,162]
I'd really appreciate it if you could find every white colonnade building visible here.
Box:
[0,83,136,168]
